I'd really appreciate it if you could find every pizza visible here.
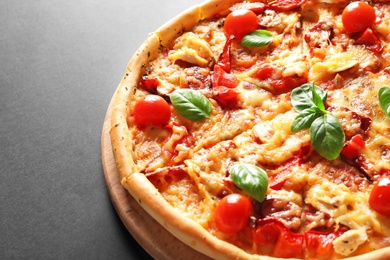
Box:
[109,0,390,259]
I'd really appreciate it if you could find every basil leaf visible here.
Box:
[310,114,345,160]
[170,89,211,121]
[291,83,344,160]
[311,83,325,111]
[241,30,273,48]
[379,87,390,118]
[291,107,323,132]
[291,83,327,113]
[230,163,268,202]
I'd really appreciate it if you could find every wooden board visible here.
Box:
[101,97,210,259]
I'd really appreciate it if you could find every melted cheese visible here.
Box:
[168,32,215,67]
[333,230,368,256]
[305,180,374,230]
[309,50,358,81]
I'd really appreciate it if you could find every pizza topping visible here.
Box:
[212,64,240,108]
[139,76,160,94]
[291,83,345,160]
[229,2,267,14]
[309,51,358,82]
[217,35,235,72]
[342,1,376,33]
[354,28,384,53]
[251,65,308,94]
[230,163,268,202]
[379,86,390,117]
[212,64,239,89]
[260,197,302,230]
[341,134,365,160]
[305,229,345,258]
[304,21,334,48]
[168,32,215,67]
[145,165,186,178]
[170,89,211,121]
[214,193,253,234]
[369,176,390,217]
[267,0,306,12]
[241,29,274,48]
[290,83,327,114]
[332,229,368,256]
[223,9,259,41]
[133,95,171,127]
[182,67,212,90]
[305,178,386,242]
[303,205,334,231]
[254,218,304,258]
[212,86,239,109]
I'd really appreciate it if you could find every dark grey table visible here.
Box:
[1,0,200,259]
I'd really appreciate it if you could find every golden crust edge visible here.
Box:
[108,0,390,259]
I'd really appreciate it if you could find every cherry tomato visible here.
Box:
[342,2,376,33]
[369,176,390,217]
[133,95,171,127]
[214,194,252,234]
[224,9,259,41]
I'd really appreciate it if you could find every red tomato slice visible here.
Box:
[139,76,160,93]
[254,66,274,80]
[268,179,286,190]
[342,2,376,33]
[213,65,240,89]
[214,194,253,234]
[224,9,259,41]
[214,86,238,101]
[217,35,235,72]
[341,134,365,159]
[133,95,171,127]
[273,229,304,258]
[355,28,383,53]
[254,219,282,246]
[254,65,307,94]
[268,0,306,12]
[369,176,390,217]
[271,75,307,95]
[254,218,304,258]
[305,230,344,257]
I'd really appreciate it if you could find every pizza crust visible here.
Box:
[109,0,390,259]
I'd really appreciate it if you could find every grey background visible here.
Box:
[1,0,201,259]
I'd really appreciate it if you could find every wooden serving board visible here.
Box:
[101,97,210,259]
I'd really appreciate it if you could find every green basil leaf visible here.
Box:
[291,107,323,132]
[379,87,390,118]
[291,83,327,113]
[241,30,273,48]
[311,83,325,111]
[310,114,345,160]
[230,163,268,202]
[170,89,211,121]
